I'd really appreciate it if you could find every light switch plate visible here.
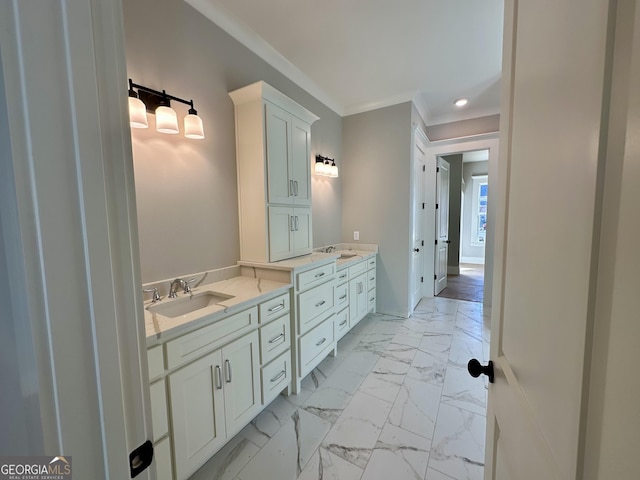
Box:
[353,231,359,240]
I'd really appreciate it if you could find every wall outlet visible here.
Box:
[353,231,360,241]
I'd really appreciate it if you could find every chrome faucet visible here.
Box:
[168,278,184,298]
[325,245,336,253]
[168,277,197,298]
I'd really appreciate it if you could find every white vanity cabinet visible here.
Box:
[230,81,319,263]
[169,330,260,480]
[146,288,293,480]
[348,260,369,328]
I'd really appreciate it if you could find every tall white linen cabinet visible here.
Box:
[229,82,319,262]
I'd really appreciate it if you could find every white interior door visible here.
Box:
[410,136,426,311]
[482,0,621,478]
[434,157,450,295]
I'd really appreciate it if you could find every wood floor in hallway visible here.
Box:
[437,264,484,303]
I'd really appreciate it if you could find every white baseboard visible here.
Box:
[460,256,485,265]
[447,266,460,275]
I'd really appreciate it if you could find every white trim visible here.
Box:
[461,256,485,265]
[185,0,343,115]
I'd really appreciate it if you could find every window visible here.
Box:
[471,175,488,246]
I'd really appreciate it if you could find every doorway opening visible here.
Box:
[436,150,488,303]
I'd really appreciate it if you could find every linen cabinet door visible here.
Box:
[221,331,261,437]
[290,117,311,206]
[268,206,294,262]
[265,102,292,205]
[169,350,225,480]
[292,207,312,256]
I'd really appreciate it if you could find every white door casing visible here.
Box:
[434,157,450,295]
[484,0,637,479]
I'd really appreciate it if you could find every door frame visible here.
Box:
[422,134,500,306]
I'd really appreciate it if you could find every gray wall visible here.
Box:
[461,161,489,261]
[123,0,343,283]
[343,102,413,317]
[443,154,463,271]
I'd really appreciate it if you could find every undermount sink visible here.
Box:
[148,291,234,318]
[339,253,358,259]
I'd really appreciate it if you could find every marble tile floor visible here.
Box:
[189,297,491,480]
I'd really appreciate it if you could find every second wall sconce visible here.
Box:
[315,155,338,178]
[128,79,205,139]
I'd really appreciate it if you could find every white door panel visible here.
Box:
[435,157,450,295]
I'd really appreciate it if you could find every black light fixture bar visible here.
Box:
[129,79,196,113]
[316,155,334,163]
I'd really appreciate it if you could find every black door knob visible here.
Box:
[468,359,494,383]
[445,240,451,244]
[413,248,420,252]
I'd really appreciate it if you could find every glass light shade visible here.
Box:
[155,106,179,134]
[329,162,339,177]
[315,160,326,175]
[128,96,148,128]
[184,113,205,139]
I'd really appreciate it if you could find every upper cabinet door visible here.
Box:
[290,118,311,206]
[265,102,292,205]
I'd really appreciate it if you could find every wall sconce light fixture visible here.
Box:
[127,79,205,139]
[315,155,338,178]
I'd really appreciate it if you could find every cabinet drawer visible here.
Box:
[336,268,349,285]
[259,314,291,365]
[150,379,168,442]
[348,260,367,277]
[261,350,291,405]
[298,281,335,335]
[147,345,165,380]
[299,316,335,377]
[165,307,258,369]
[297,262,335,292]
[259,292,290,325]
[367,271,376,291]
[367,256,377,271]
[335,282,349,310]
[368,290,376,312]
[334,308,349,340]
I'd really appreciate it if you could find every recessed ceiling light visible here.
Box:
[454,98,469,107]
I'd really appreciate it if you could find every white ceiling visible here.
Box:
[187,0,504,124]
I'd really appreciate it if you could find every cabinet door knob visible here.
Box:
[413,248,420,252]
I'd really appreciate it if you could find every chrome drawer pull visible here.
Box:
[268,302,285,313]
[225,359,232,383]
[269,333,285,344]
[339,320,347,327]
[215,365,222,390]
[370,297,375,302]
[370,277,375,281]
[316,337,327,346]
[270,370,286,383]
[339,294,347,300]
[315,300,326,307]
[314,272,326,278]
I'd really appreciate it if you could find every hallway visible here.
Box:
[437,264,485,304]
[189,297,491,480]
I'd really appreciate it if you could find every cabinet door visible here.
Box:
[290,117,311,206]
[265,102,293,205]
[169,350,225,480]
[349,273,368,327]
[221,331,261,437]
[292,207,312,256]
[268,206,294,262]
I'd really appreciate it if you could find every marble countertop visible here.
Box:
[144,275,291,346]
[239,244,378,272]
